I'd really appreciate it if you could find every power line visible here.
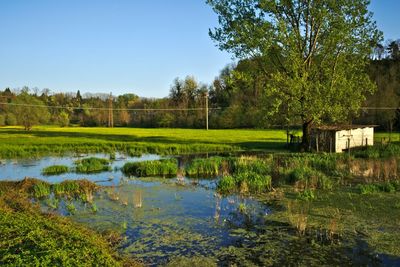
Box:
[0,102,223,112]
[360,107,399,110]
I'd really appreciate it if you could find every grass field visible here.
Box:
[0,126,292,158]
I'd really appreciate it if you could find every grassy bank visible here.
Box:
[0,126,289,158]
[0,179,140,266]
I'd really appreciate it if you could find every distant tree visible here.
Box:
[11,92,50,130]
[0,114,5,126]
[387,40,400,60]
[208,0,381,149]
[58,111,70,127]
[5,113,17,126]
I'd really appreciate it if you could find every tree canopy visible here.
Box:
[208,0,382,148]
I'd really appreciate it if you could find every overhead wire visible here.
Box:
[0,102,223,111]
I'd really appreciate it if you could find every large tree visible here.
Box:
[208,0,381,149]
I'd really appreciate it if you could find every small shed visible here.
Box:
[311,125,376,153]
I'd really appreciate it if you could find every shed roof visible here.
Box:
[312,125,378,131]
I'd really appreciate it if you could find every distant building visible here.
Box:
[311,125,376,153]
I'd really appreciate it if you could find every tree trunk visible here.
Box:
[301,120,313,151]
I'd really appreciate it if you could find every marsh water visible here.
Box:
[0,153,269,265]
[1,153,398,266]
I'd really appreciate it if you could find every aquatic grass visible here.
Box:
[185,157,225,177]
[42,165,70,175]
[51,180,97,203]
[297,189,316,201]
[217,172,272,194]
[122,158,178,177]
[32,181,51,199]
[74,157,111,173]
[231,156,272,176]
[357,181,400,194]
[66,201,77,215]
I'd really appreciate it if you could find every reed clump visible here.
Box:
[185,157,225,177]
[122,158,178,177]
[32,181,51,199]
[42,165,70,175]
[217,172,272,194]
[51,179,98,203]
[74,157,111,173]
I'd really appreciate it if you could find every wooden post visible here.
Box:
[316,134,319,152]
[348,138,351,156]
[205,92,209,130]
[108,92,113,128]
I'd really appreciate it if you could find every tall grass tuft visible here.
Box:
[74,157,111,173]
[185,157,225,177]
[51,179,97,202]
[122,158,178,177]
[217,172,272,194]
[42,165,70,175]
[32,181,51,199]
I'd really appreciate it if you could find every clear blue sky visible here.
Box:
[0,0,398,98]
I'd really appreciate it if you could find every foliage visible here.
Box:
[58,111,69,127]
[10,91,50,130]
[74,157,111,173]
[208,0,381,148]
[41,165,69,175]
[5,114,17,126]
[122,158,178,177]
[0,114,5,126]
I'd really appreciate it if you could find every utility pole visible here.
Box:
[205,92,209,130]
[108,92,113,128]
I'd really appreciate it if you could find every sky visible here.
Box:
[0,0,399,98]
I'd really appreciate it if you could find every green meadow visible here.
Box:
[0,126,292,158]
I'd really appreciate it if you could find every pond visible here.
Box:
[0,152,160,185]
[1,153,397,266]
[0,153,269,265]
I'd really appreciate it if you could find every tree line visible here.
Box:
[0,51,399,131]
